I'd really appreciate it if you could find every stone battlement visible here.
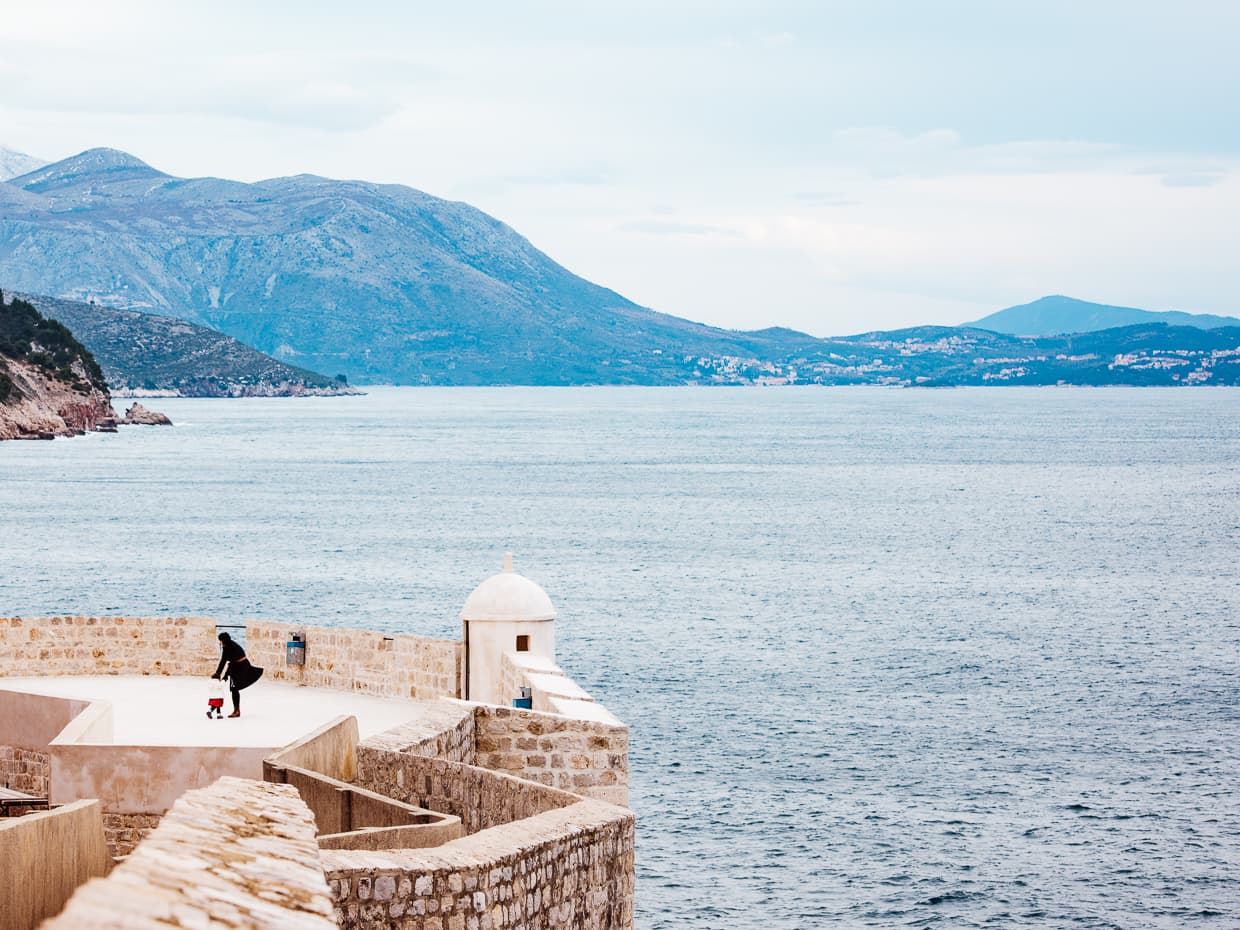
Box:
[41,777,338,930]
[1,608,633,930]
[1,615,219,677]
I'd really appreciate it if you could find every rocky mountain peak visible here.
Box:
[13,147,166,193]
[0,145,48,182]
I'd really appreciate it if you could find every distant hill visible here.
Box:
[779,322,1240,386]
[11,292,358,397]
[0,148,818,385]
[0,145,46,182]
[970,295,1240,336]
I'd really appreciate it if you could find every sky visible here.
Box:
[1,0,1237,335]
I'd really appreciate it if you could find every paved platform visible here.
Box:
[0,676,427,748]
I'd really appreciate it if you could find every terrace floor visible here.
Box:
[0,675,425,747]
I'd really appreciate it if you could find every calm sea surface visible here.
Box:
[2,386,1238,928]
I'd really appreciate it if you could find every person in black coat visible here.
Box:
[211,632,264,718]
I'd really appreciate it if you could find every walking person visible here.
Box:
[211,631,264,718]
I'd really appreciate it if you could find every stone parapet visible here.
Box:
[246,620,462,700]
[472,704,629,808]
[266,714,361,784]
[500,651,618,718]
[0,616,218,678]
[356,742,579,836]
[43,776,337,930]
[322,798,635,930]
[359,700,477,764]
[0,799,111,930]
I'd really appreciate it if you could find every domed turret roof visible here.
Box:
[460,554,557,622]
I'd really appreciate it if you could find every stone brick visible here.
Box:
[43,777,336,930]
[470,705,629,806]
[323,797,634,930]
[245,620,462,702]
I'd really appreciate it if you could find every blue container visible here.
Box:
[512,696,533,709]
[286,640,306,666]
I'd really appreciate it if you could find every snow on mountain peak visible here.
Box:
[0,145,49,182]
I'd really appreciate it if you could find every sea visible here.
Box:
[2,386,1238,929]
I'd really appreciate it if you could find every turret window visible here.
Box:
[516,635,530,652]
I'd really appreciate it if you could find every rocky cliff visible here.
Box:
[0,294,117,440]
[0,355,117,440]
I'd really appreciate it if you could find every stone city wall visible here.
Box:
[473,704,629,808]
[246,620,462,700]
[0,799,112,930]
[101,812,163,859]
[355,742,579,836]
[0,616,219,677]
[501,650,622,716]
[361,700,477,765]
[264,714,467,853]
[322,798,635,930]
[0,746,50,799]
[266,714,361,784]
[44,777,337,930]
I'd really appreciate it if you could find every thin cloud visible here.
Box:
[618,219,741,237]
[0,47,428,132]
[1159,172,1226,188]
[790,191,858,207]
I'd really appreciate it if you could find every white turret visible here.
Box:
[460,553,556,704]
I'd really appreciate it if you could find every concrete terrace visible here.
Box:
[0,675,432,747]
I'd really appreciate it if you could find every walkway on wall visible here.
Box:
[0,676,432,746]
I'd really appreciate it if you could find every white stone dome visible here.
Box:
[460,554,557,622]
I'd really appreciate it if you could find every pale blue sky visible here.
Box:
[1,1,1237,333]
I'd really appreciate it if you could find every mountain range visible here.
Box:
[0,148,816,385]
[969,295,1240,336]
[2,146,1238,389]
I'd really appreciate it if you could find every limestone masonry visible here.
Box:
[0,557,633,930]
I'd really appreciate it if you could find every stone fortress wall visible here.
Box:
[473,704,629,807]
[1,598,634,930]
[28,761,633,930]
[0,616,626,800]
[0,615,220,676]
[245,619,462,700]
[41,777,338,930]
[323,798,634,930]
